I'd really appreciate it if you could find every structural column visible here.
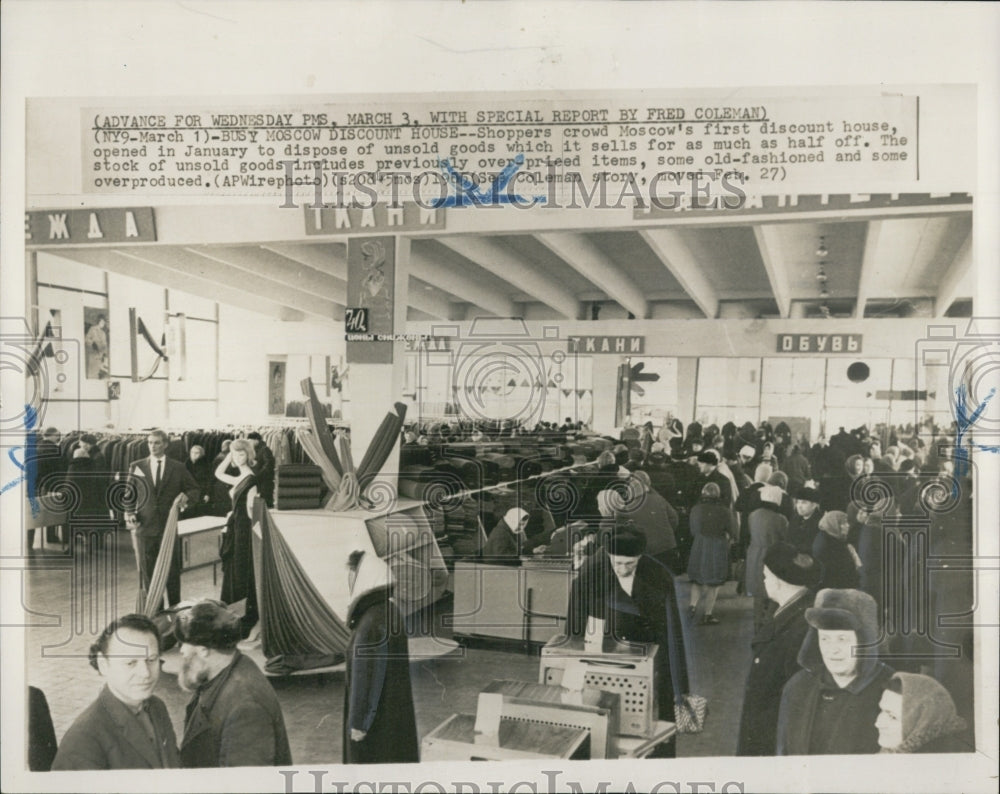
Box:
[345,235,410,493]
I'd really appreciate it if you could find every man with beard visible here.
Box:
[176,599,292,767]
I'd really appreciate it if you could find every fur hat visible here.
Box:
[174,599,242,651]
[805,588,878,638]
[793,485,821,504]
[764,543,820,588]
[603,527,647,557]
[697,450,719,465]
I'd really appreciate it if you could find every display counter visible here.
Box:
[450,558,573,646]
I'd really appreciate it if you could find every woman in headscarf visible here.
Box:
[342,549,418,764]
[481,506,530,560]
[687,482,737,624]
[875,673,969,753]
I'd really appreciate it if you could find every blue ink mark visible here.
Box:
[952,384,998,495]
[432,154,546,208]
[1,405,41,515]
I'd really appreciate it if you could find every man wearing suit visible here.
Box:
[125,429,199,606]
[51,614,180,769]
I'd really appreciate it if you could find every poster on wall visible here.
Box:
[268,359,286,415]
[82,306,109,379]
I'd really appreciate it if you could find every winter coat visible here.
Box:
[745,503,788,597]
[687,498,736,586]
[737,588,814,755]
[568,552,689,720]
[619,486,678,556]
[343,587,419,764]
[812,532,861,591]
[776,591,894,755]
[52,686,179,770]
[786,509,823,554]
[180,651,292,767]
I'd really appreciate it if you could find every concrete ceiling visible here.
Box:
[46,211,973,324]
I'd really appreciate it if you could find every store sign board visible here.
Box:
[25,207,156,245]
[346,236,396,364]
[777,333,862,353]
[568,336,645,354]
[305,204,443,235]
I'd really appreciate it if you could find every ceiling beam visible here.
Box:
[129,246,340,321]
[936,229,973,316]
[409,249,515,316]
[437,237,580,319]
[853,220,885,319]
[407,285,454,319]
[187,245,347,306]
[260,243,347,281]
[752,225,793,319]
[534,232,649,319]
[266,241,463,317]
[50,248,308,321]
[638,229,720,319]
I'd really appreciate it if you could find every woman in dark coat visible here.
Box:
[812,511,861,591]
[687,482,736,624]
[568,527,690,758]
[342,549,419,764]
[66,438,110,522]
[214,439,259,637]
[183,444,214,518]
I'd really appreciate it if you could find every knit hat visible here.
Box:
[818,510,850,541]
[174,599,243,651]
[793,485,821,504]
[603,527,647,557]
[763,543,821,588]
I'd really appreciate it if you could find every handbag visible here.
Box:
[674,693,708,733]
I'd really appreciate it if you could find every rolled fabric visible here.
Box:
[355,402,407,490]
[300,378,343,477]
[137,493,183,615]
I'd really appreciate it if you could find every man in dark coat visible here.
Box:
[736,543,820,755]
[618,471,678,569]
[176,599,292,767]
[567,527,690,758]
[26,426,66,548]
[124,429,200,606]
[52,615,179,770]
[343,549,419,764]
[776,588,894,755]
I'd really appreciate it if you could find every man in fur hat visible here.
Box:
[567,526,690,757]
[736,544,821,755]
[787,486,824,554]
[776,588,894,755]
[176,600,292,767]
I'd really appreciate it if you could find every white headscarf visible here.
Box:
[504,507,529,534]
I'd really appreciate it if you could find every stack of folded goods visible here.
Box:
[275,464,325,510]
[398,464,441,500]
[445,456,484,491]
[400,444,434,468]
[480,452,516,482]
